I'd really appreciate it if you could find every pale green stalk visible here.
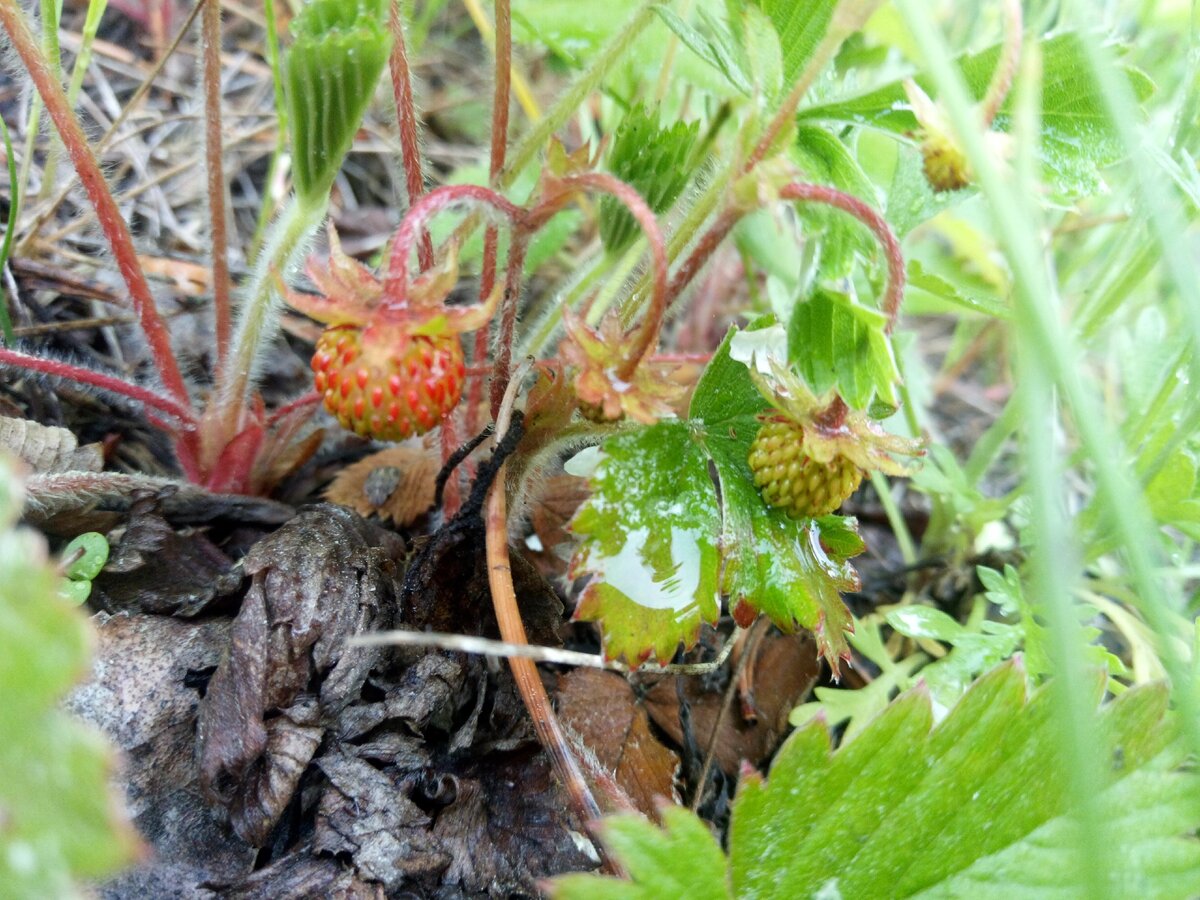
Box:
[39,0,107,200]
[869,472,918,566]
[17,0,63,201]
[215,196,325,416]
[897,0,1200,821]
[498,1,656,189]
[248,0,289,263]
[0,116,18,344]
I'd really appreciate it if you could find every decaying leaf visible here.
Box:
[66,613,256,895]
[324,443,440,526]
[556,668,681,817]
[22,472,294,528]
[643,632,820,777]
[197,504,403,845]
[94,494,241,616]
[0,414,103,473]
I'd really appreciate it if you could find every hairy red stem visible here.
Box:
[384,184,523,301]
[0,0,191,409]
[529,173,667,379]
[389,0,434,272]
[780,182,906,332]
[489,235,529,415]
[0,347,197,426]
[202,0,233,362]
[665,207,744,310]
[467,0,515,437]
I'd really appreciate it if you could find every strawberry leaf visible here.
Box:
[750,0,836,85]
[569,325,863,667]
[551,662,1200,899]
[799,33,1156,196]
[786,288,899,409]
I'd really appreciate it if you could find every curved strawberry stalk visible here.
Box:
[672,181,906,334]
[778,182,906,334]
[384,184,525,305]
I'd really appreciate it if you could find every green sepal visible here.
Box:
[285,0,393,205]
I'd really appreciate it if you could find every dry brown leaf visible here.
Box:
[324,444,440,526]
[556,668,681,817]
[643,632,820,776]
[0,415,103,473]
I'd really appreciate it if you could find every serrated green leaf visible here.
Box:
[750,0,835,85]
[601,105,700,252]
[907,259,1011,319]
[554,807,730,900]
[285,0,392,204]
[651,5,753,95]
[557,663,1200,899]
[688,321,773,424]
[704,426,860,668]
[800,33,1157,195]
[0,458,137,894]
[787,288,899,409]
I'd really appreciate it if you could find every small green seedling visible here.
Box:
[57,532,109,605]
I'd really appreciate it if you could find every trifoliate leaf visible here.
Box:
[552,662,1200,899]
[569,326,864,668]
[0,457,138,894]
[601,105,699,253]
[799,33,1156,196]
[787,288,899,409]
[285,0,393,205]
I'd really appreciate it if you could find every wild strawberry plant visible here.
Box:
[2,0,1199,893]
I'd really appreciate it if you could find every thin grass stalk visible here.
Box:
[0,0,191,408]
[389,0,434,271]
[15,0,61,202]
[896,0,1200,866]
[202,0,233,361]
[1010,42,1109,898]
[39,0,108,199]
[497,0,655,190]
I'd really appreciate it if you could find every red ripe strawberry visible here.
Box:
[283,226,499,443]
[311,324,466,441]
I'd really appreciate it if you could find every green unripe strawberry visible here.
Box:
[748,419,863,517]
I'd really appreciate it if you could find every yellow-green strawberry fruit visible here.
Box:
[748,419,863,517]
